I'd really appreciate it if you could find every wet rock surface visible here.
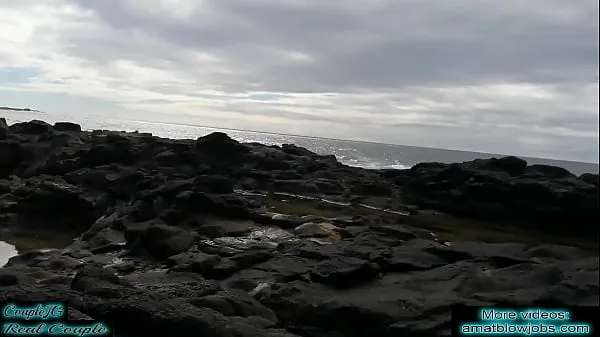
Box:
[1,120,599,337]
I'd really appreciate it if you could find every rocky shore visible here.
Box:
[1,119,598,337]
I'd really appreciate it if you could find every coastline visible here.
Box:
[2,111,597,175]
[1,119,598,337]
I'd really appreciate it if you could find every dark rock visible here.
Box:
[424,245,475,263]
[4,177,107,230]
[125,270,220,299]
[0,118,8,138]
[54,122,82,132]
[350,181,392,196]
[580,173,599,186]
[83,227,126,251]
[194,224,227,238]
[0,270,36,286]
[154,150,180,166]
[194,175,234,194]
[526,164,574,178]
[404,157,599,237]
[336,225,370,238]
[0,142,25,176]
[5,250,49,267]
[0,272,19,286]
[113,261,136,273]
[9,120,53,134]
[166,252,237,279]
[294,222,339,238]
[385,250,446,272]
[230,250,274,269]
[272,180,320,194]
[6,251,82,272]
[71,265,122,292]
[207,259,240,279]
[370,225,418,241]
[190,290,278,323]
[314,179,345,194]
[253,256,312,281]
[254,213,313,229]
[311,256,380,288]
[138,224,196,260]
[1,119,598,337]
[285,242,342,261]
[281,144,315,157]
[525,245,587,261]
[196,132,248,158]
[176,191,252,218]
[67,307,93,320]
[470,156,528,176]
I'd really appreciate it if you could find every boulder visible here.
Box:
[54,122,82,132]
[9,120,53,135]
[138,224,196,260]
[311,256,380,288]
[196,132,249,158]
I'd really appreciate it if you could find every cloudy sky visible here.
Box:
[0,0,598,163]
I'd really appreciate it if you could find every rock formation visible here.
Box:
[0,120,598,337]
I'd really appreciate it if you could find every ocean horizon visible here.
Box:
[2,109,599,176]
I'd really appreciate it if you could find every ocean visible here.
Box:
[2,109,599,175]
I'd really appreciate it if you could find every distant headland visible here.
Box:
[0,106,42,112]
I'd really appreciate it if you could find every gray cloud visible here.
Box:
[0,0,598,162]
[74,0,599,91]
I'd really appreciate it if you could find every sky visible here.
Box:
[0,0,598,163]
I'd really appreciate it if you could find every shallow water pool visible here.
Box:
[0,241,18,267]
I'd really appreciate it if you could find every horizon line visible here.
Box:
[2,110,598,166]
[121,118,600,166]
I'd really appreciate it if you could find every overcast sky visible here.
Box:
[0,0,598,163]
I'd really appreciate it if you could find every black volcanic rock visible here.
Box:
[470,156,528,176]
[402,157,599,236]
[9,119,53,135]
[54,121,82,132]
[0,120,598,337]
[1,175,107,230]
[196,132,248,156]
[580,173,599,187]
[0,118,8,138]
[138,224,196,260]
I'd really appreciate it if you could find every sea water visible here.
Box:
[1,109,598,175]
